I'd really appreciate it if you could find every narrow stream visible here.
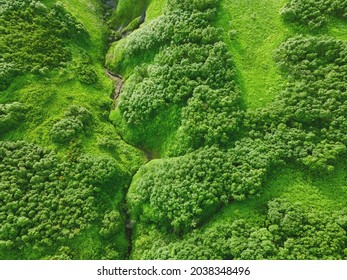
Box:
[105,67,152,259]
[103,3,149,259]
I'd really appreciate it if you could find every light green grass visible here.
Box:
[146,0,167,21]
[109,0,148,29]
[328,19,347,40]
[216,0,291,109]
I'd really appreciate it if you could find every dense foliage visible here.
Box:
[0,0,142,260]
[138,199,347,260]
[120,0,347,257]
[281,0,347,30]
[0,0,86,89]
[75,54,99,85]
[109,0,242,153]
[247,36,347,171]
[0,102,26,135]
[0,141,126,259]
[1,0,346,261]
[50,105,93,144]
[129,139,284,231]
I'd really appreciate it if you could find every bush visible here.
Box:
[50,105,92,144]
[129,138,284,232]
[0,102,26,134]
[0,0,87,89]
[140,199,347,260]
[281,0,347,30]
[0,141,123,259]
[114,1,241,152]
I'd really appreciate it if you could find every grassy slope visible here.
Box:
[109,0,148,29]
[2,0,145,163]
[146,0,167,21]
[328,18,347,40]
[105,0,167,77]
[206,0,347,237]
[127,0,347,258]
[216,0,291,109]
[1,0,147,259]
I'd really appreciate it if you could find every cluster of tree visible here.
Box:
[129,138,285,232]
[74,51,99,85]
[247,36,347,171]
[106,2,218,73]
[126,2,347,236]
[281,0,347,30]
[139,199,347,259]
[167,0,219,12]
[113,0,242,153]
[99,210,123,238]
[0,102,26,135]
[0,0,86,89]
[0,141,126,259]
[50,105,93,144]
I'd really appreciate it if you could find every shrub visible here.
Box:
[0,102,26,134]
[50,105,92,144]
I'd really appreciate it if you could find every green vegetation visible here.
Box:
[112,0,347,258]
[281,0,347,30]
[107,0,242,154]
[0,141,127,259]
[50,105,93,144]
[136,198,347,259]
[1,0,347,260]
[108,0,148,30]
[216,0,290,109]
[0,0,146,259]
[147,0,166,21]
[0,0,84,90]
[0,103,26,135]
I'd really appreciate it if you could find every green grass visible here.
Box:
[146,0,167,21]
[1,0,128,159]
[59,0,108,60]
[0,0,149,260]
[0,0,148,182]
[109,0,149,29]
[110,105,181,158]
[328,18,347,40]
[216,0,292,109]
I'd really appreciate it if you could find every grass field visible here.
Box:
[146,0,167,21]
[216,0,291,109]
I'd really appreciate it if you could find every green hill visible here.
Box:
[1,0,346,260]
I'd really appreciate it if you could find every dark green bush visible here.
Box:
[0,0,87,89]
[0,141,123,259]
[50,105,92,144]
[281,0,347,30]
[0,102,26,135]
[140,199,347,260]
